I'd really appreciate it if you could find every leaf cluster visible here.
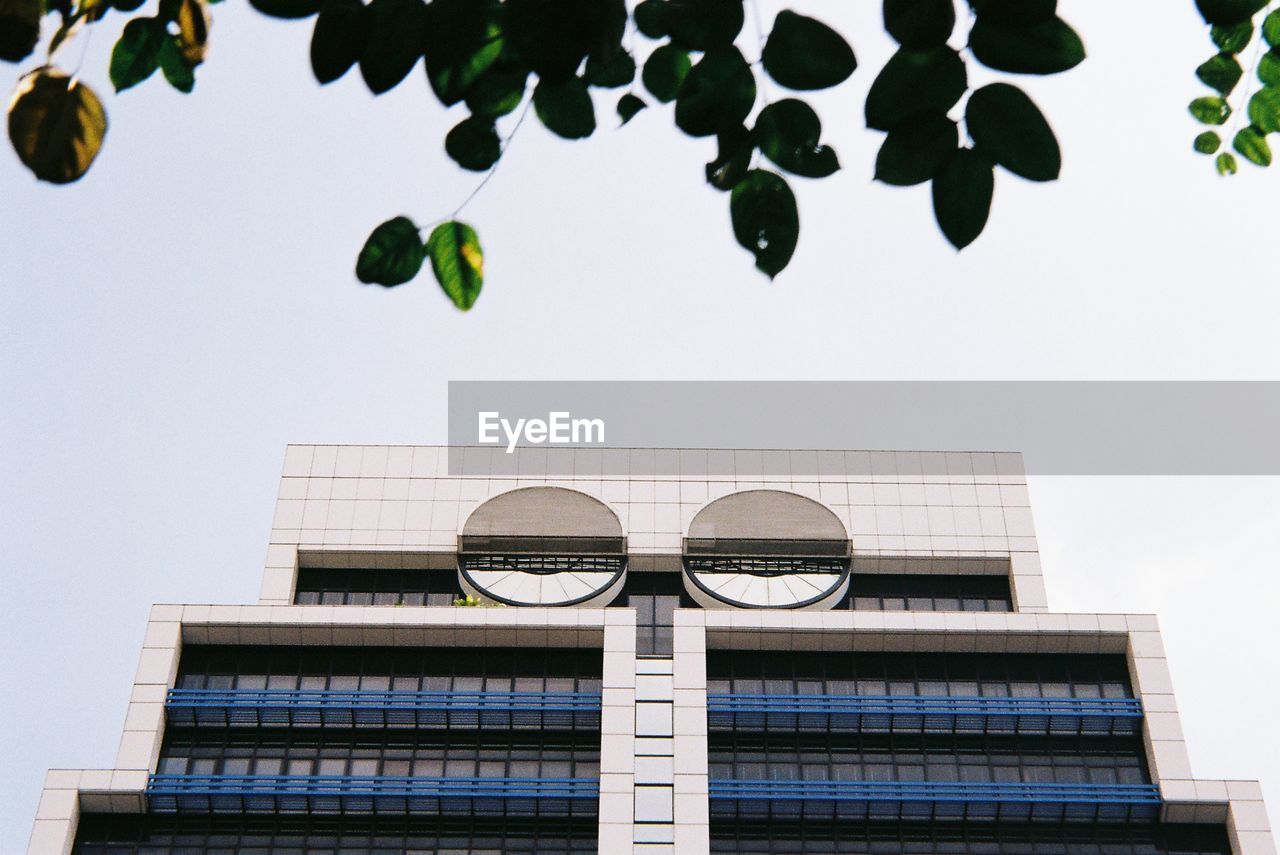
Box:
[1188,5,1280,173]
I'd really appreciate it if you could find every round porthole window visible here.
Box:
[682,490,851,610]
[458,487,626,607]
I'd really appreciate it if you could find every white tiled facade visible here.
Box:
[29,446,1275,855]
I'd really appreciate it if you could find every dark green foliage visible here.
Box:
[875,112,957,186]
[357,216,425,286]
[0,0,41,62]
[1194,130,1222,153]
[1196,53,1243,94]
[1211,20,1253,52]
[705,124,753,190]
[423,0,502,105]
[426,221,484,310]
[110,18,167,92]
[585,49,635,88]
[1259,50,1280,86]
[755,99,839,178]
[310,0,369,85]
[664,0,744,50]
[446,117,501,171]
[1232,125,1271,165]
[969,16,1085,75]
[359,0,426,95]
[1195,0,1267,26]
[465,64,528,118]
[674,45,755,137]
[1189,95,1231,124]
[967,0,1056,26]
[249,0,321,19]
[761,10,856,90]
[1265,10,1280,46]
[642,43,691,102]
[1247,86,1280,132]
[729,170,798,279]
[505,0,624,84]
[1216,151,1238,174]
[865,47,965,132]
[617,93,647,125]
[157,36,196,92]
[883,0,955,48]
[932,148,994,250]
[633,0,667,38]
[533,77,596,139]
[966,83,1060,181]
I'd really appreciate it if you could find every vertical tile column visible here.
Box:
[600,609,638,854]
[672,610,710,855]
[634,656,676,852]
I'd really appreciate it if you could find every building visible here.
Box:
[29,445,1275,854]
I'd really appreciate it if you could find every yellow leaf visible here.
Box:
[7,68,108,184]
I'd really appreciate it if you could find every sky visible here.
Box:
[2,0,1279,848]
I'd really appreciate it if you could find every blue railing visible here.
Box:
[707,694,1143,737]
[165,689,601,730]
[147,774,599,816]
[709,780,1161,823]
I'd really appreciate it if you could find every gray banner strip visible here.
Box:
[446,381,1280,475]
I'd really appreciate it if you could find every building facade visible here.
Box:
[29,445,1275,854]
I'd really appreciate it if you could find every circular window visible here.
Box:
[683,490,850,609]
[458,487,626,607]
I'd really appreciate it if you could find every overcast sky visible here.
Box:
[2,1,1278,848]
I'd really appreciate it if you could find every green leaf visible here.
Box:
[633,0,667,37]
[665,0,743,50]
[1,0,43,62]
[1195,0,1266,26]
[585,48,635,88]
[1233,125,1272,166]
[249,0,321,18]
[1189,95,1231,124]
[1247,86,1280,132]
[617,92,647,125]
[865,46,966,131]
[1265,9,1280,46]
[426,221,484,310]
[423,0,502,105]
[7,68,107,184]
[1196,53,1243,94]
[310,0,369,85]
[705,124,753,190]
[1211,21,1253,52]
[1215,151,1238,174]
[729,169,799,279]
[359,0,427,95]
[533,77,596,139]
[884,0,955,48]
[674,45,755,137]
[1260,49,1280,86]
[875,112,957,186]
[969,16,1085,75]
[761,10,857,90]
[356,216,425,287]
[157,35,196,92]
[968,0,1056,26]
[465,65,528,118]
[755,99,839,178]
[445,116,501,171]
[1193,130,1222,154]
[505,0,622,84]
[642,43,691,103]
[966,83,1060,181]
[932,148,994,250]
[110,18,165,92]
